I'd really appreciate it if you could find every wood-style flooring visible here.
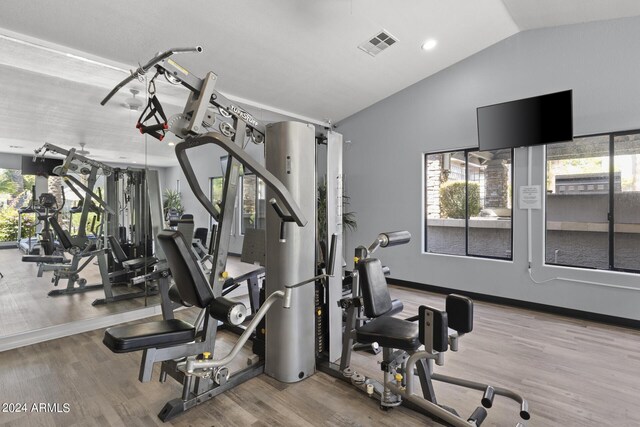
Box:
[0,286,639,426]
[0,248,161,337]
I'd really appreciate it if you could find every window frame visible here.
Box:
[239,172,265,236]
[209,174,265,237]
[544,128,640,273]
[209,175,226,231]
[423,148,514,261]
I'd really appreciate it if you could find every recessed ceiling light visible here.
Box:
[168,142,175,146]
[421,39,437,51]
[132,161,137,164]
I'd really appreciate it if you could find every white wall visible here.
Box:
[162,102,311,253]
[337,17,640,320]
[163,142,264,254]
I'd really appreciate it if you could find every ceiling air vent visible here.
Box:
[358,30,398,57]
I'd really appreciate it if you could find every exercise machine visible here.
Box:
[101,46,528,426]
[16,186,45,255]
[100,46,328,419]
[318,231,530,426]
[29,143,113,296]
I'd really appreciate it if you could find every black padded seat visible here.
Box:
[103,319,195,353]
[107,235,156,270]
[108,235,128,263]
[356,316,421,351]
[49,217,73,250]
[122,256,157,271]
[193,227,208,244]
[22,255,65,264]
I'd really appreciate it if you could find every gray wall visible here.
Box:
[337,17,640,320]
[0,154,22,169]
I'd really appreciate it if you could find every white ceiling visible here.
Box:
[0,0,639,165]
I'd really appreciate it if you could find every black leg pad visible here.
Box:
[446,294,473,334]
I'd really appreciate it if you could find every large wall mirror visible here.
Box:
[0,33,297,350]
[0,34,190,348]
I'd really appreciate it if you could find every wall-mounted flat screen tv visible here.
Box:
[477,90,573,151]
[21,155,63,177]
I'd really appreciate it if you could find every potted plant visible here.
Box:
[163,189,184,220]
[317,182,356,263]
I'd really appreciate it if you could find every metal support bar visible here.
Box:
[157,362,264,422]
[175,131,307,226]
[185,290,286,373]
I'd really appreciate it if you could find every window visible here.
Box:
[0,168,35,244]
[209,176,224,231]
[209,174,266,236]
[424,149,513,259]
[210,176,224,207]
[240,173,266,234]
[546,131,640,272]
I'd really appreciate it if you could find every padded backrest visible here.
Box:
[446,294,474,334]
[358,258,393,318]
[419,305,449,352]
[194,227,208,245]
[157,230,213,308]
[241,228,266,265]
[49,217,72,249]
[176,214,195,244]
[108,235,128,263]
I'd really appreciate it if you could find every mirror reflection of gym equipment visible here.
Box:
[1,3,639,427]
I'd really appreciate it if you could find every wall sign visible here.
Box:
[519,185,541,209]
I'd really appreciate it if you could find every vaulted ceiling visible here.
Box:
[0,0,639,166]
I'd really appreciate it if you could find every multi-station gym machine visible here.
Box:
[28,143,168,306]
[101,47,529,426]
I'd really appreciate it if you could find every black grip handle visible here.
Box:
[60,185,65,209]
[270,198,295,242]
[269,198,293,222]
[380,231,411,247]
[137,122,169,133]
[137,122,168,140]
[520,401,530,420]
[481,386,495,408]
[279,221,286,242]
[326,233,337,276]
[90,215,97,234]
[467,406,488,426]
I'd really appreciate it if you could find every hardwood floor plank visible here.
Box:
[1,285,639,426]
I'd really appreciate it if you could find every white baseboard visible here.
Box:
[0,305,165,353]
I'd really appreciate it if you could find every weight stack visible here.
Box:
[264,121,316,383]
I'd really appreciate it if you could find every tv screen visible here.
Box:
[21,156,63,177]
[477,90,573,151]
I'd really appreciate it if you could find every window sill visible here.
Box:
[546,221,640,233]
[421,251,513,263]
[427,218,512,229]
